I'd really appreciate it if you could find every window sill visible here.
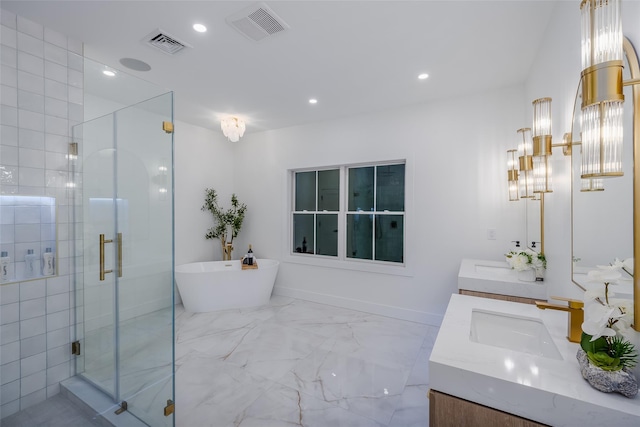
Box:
[282,253,414,277]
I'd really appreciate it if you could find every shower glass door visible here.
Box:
[73,92,174,427]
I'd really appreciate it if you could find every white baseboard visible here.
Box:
[273,286,443,327]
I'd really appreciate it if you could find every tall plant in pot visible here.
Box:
[201,188,247,260]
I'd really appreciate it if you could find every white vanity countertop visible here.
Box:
[458,258,546,299]
[429,294,640,426]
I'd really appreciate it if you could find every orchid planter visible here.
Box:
[517,268,536,282]
[577,349,638,398]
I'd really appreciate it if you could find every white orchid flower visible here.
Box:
[582,304,616,340]
[611,258,625,269]
[583,288,609,303]
[608,298,634,331]
[587,268,621,283]
[582,318,617,341]
[595,262,621,270]
[585,302,617,326]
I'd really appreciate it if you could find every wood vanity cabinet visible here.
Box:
[429,390,549,427]
[459,289,541,305]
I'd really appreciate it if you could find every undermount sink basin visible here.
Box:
[469,309,563,360]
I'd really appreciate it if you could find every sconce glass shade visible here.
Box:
[533,155,552,193]
[532,98,552,145]
[580,0,623,69]
[517,127,533,158]
[580,0,624,178]
[532,97,553,193]
[517,128,534,198]
[580,178,604,192]
[519,169,534,199]
[581,101,624,177]
[221,117,246,142]
[507,149,519,201]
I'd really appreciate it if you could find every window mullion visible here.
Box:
[339,166,346,260]
[372,165,377,261]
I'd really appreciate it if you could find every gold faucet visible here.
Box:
[535,296,584,343]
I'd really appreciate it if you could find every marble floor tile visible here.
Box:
[229,382,386,427]
[319,315,428,370]
[388,384,430,427]
[278,348,408,425]
[176,298,435,427]
[222,321,328,382]
[406,325,439,387]
[176,353,276,427]
[269,299,372,337]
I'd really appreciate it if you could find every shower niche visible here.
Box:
[0,195,57,284]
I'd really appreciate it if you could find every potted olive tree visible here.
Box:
[201,188,247,260]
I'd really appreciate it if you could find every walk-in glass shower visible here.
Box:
[70,58,175,426]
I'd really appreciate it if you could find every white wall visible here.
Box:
[174,121,235,266]
[230,85,526,324]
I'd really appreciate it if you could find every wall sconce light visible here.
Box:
[517,128,534,199]
[221,117,246,142]
[580,178,604,192]
[532,97,553,193]
[507,149,519,201]
[580,0,624,178]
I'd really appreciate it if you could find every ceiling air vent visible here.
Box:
[227,2,289,42]
[143,29,191,55]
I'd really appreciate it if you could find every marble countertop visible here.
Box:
[429,294,640,426]
[458,258,546,300]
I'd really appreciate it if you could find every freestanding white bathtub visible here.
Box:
[175,259,279,312]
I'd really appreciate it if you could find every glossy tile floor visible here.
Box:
[3,296,437,426]
[175,296,437,427]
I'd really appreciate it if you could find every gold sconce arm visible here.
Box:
[623,78,640,87]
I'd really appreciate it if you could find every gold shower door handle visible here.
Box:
[99,233,123,280]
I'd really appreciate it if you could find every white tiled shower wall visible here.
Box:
[0,9,83,419]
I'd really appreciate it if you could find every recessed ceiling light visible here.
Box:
[193,23,207,33]
[418,73,429,80]
[309,98,318,104]
[103,70,116,77]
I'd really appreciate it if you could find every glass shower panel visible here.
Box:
[74,113,117,398]
[72,91,174,427]
[116,92,174,427]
